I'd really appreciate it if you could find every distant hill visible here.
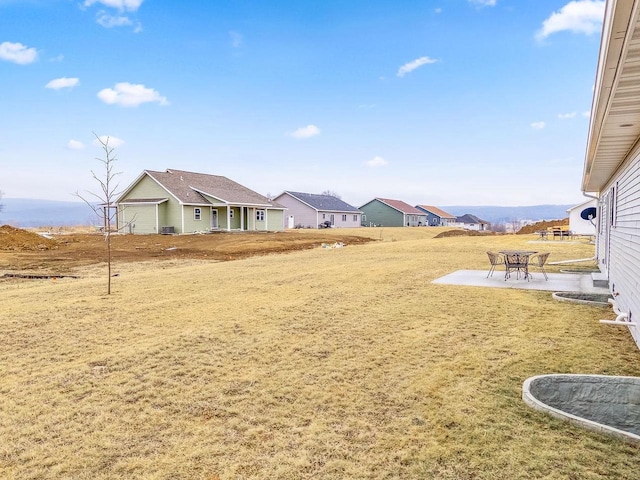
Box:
[440,205,573,225]
[0,198,575,228]
[0,198,98,228]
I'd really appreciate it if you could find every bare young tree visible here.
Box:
[74,134,124,295]
[321,190,341,199]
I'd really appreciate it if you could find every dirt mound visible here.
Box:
[0,225,59,251]
[434,229,496,238]
[517,219,569,235]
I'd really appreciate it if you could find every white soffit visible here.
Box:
[584,0,640,192]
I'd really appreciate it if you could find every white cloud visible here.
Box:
[397,56,438,77]
[289,125,321,139]
[434,8,442,14]
[97,82,169,107]
[558,112,577,119]
[67,140,85,150]
[536,1,605,40]
[84,0,143,12]
[93,135,125,148]
[0,41,37,65]
[96,12,132,28]
[45,77,80,90]
[468,0,497,6]
[531,121,546,129]
[366,156,389,168]
[230,31,243,48]
[582,110,591,118]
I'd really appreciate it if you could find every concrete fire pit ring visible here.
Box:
[523,374,640,444]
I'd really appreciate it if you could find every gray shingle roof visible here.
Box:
[456,214,489,224]
[146,169,283,207]
[285,191,361,212]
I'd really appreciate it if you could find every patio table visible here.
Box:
[499,250,538,281]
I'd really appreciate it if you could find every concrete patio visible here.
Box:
[432,269,610,294]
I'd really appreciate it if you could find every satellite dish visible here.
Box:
[580,207,597,220]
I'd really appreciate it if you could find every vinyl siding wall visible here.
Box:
[121,204,158,234]
[360,201,404,227]
[183,205,211,233]
[602,151,640,348]
[118,174,182,233]
[267,210,284,231]
[317,211,361,228]
[275,194,318,228]
[568,201,597,235]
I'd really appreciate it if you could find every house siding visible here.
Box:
[122,204,158,234]
[319,211,361,228]
[119,175,184,233]
[276,193,318,228]
[183,205,210,233]
[602,151,640,348]
[267,210,284,231]
[568,200,597,236]
[426,212,441,226]
[360,200,403,227]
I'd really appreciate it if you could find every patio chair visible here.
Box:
[486,251,504,278]
[529,252,550,280]
[504,253,530,281]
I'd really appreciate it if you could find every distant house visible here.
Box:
[116,168,285,234]
[567,199,597,236]
[455,214,490,231]
[415,205,457,226]
[273,191,362,229]
[581,0,640,349]
[359,198,427,227]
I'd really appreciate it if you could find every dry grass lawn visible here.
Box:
[1,228,638,479]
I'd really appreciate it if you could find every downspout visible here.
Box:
[583,191,600,262]
[600,298,636,326]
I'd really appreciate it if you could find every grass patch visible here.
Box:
[1,228,638,479]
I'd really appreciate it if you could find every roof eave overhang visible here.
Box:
[583,0,640,193]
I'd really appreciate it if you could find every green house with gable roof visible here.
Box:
[116,168,285,234]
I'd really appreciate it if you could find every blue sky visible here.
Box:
[0,0,606,207]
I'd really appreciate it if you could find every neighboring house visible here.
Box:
[567,199,597,236]
[454,214,490,231]
[415,205,457,226]
[116,168,285,234]
[273,191,362,229]
[582,0,640,349]
[359,198,427,227]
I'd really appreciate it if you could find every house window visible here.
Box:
[322,213,326,219]
[256,210,265,221]
[353,214,357,221]
[229,209,234,219]
[342,214,347,221]
[194,208,201,220]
